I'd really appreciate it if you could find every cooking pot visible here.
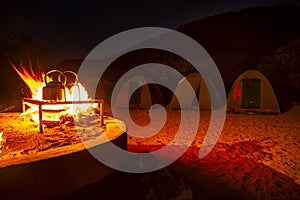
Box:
[42,70,66,101]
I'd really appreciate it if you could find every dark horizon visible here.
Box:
[1,0,299,63]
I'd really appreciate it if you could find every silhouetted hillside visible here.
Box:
[178,4,299,85]
[55,5,300,112]
[177,4,300,111]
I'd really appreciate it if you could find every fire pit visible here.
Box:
[0,113,127,200]
[12,65,105,133]
[0,64,128,199]
[22,98,104,133]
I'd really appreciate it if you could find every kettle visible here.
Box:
[42,70,66,101]
[59,71,81,101]
[61,71,78,90]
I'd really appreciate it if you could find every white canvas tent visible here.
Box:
[169,73,211,110]
[113,75,165,109]
[227,70,280,114]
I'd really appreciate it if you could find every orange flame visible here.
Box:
[12,62,95,124]
[11,62,44,99]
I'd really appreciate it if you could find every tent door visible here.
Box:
[242,79,261,108]
[129,81,142,105]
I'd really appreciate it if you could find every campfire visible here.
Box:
[12,63,104,133]
[0,64,127,200]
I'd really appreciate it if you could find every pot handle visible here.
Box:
[61,71,78,86]
[45,70,66,86]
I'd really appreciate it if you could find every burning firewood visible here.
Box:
[74,106,102,127]
[59,114,75,130]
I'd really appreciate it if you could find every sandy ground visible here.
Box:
[128,106,300,184]
[0,106,299,199]
[126,106,300,199]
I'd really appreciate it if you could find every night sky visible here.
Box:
[1,0,299,62]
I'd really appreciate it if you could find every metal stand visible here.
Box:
[22,98,104,133]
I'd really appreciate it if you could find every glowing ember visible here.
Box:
[12,63,97,125]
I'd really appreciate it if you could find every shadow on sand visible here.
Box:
[63,140,300,200]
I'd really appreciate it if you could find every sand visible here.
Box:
[128,106,299,181]
[0,106,299,199]
[125,106,300,199]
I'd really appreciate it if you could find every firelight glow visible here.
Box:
[12,63,95,124]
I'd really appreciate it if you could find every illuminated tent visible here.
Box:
[169,73,211,110]
[113,75,165,109]
[227,70,280,114]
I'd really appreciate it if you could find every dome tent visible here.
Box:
[169,73,211,110]
[227,70,280,114]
